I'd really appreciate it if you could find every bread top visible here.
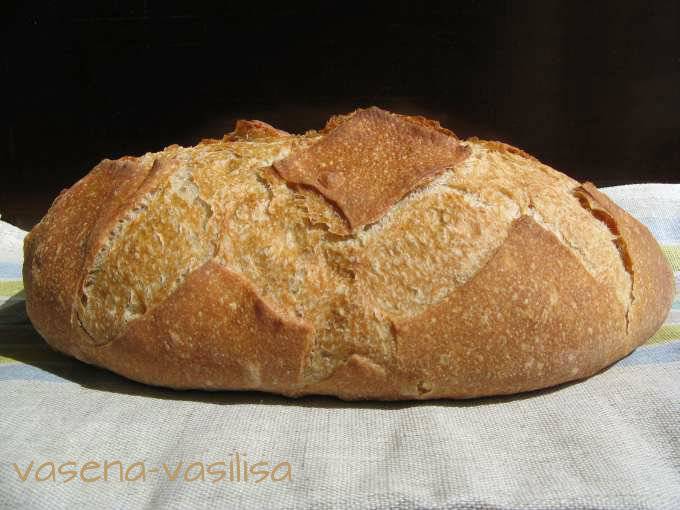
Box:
[23,107,675,398]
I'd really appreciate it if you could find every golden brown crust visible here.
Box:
[323,109,459,138]
[474,139,540,163]
[224,119,290,141]
[392,215,628,399]
[23,158,152,359]
[22,108,675,401]
[306,354,400,400]
[574,183,675,348]
[90,260,313,392]
[273,107,469,230]
[77,157,179,344]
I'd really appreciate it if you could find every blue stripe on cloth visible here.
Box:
[0,363,67,383]
[0,359,131,386]
[615,340,680,368]
[0,262,22,279]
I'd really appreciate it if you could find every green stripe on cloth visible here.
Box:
[0,279,23,296]
[0,350,70,364]
[661,245,680,271]
[645,324,680,345]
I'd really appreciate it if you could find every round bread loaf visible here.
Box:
[23,107,675,400]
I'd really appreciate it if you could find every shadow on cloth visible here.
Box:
[0,294,595,410]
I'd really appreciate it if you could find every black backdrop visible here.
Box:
[2,1,679,214]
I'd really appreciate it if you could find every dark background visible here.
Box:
[2,1,679,229]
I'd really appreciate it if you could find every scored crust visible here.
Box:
[224,119,290,141]
[273,107,469,231]
[23,107,675,400]
[573,183,675,345]
[90,260,313,392]
[23,158,153,359]
[393,215,628,399]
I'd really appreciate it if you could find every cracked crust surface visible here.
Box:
[23,108,675,400]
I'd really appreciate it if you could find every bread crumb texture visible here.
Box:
[23,108,675,400]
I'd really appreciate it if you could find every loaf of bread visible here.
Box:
[23,107,675,400]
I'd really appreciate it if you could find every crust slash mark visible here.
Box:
[78,180,163,332]
[78,159,217,345]
[573,186,635,333]
[273,107,470,231]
